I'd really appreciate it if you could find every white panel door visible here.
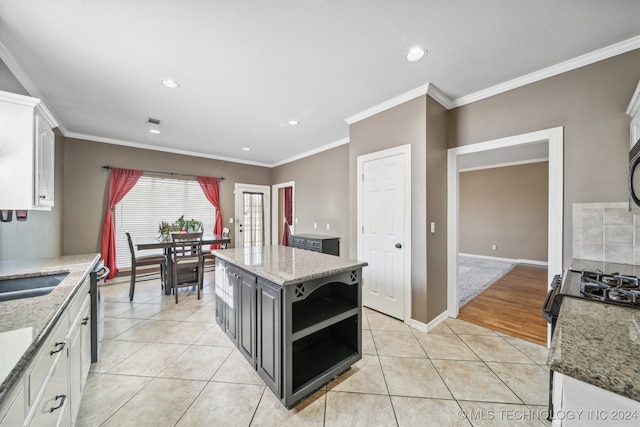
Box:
[361,153,406,320]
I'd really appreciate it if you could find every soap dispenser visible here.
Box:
[0,210,12,222]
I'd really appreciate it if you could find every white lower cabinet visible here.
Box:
[0,274,92,427]
[552,372,640,426]
[0,386,24,427]
[68,295,91,426]
[24,310,70,427]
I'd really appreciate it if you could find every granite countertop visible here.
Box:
[212,245,367,286]
[0,253,101,405]
[548,296,640,402]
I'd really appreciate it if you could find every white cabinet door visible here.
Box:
[0,90,57,210]
[68,289,91,425]
[34,113,55,208]
[553,372,640,426]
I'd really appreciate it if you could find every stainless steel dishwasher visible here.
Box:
[91,261,109,363]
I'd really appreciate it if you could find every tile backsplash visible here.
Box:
[573,202,640,264]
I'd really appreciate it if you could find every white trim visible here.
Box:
[357,144,412,323]
[458,253,548,267]
[346,84,430,124]
[408,318,427,333]
[458,157,548,173]
[447,127,563,319]
[234,183,271,247]
[407,310,448,333]
[426,310,449,332]
[271,137,350,167]
[271,181,295,245]
[426,84,454,110]
[452,36,640,108]
[66,131,273,167]
[627,81,640,117]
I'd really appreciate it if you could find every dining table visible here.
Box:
[133,233,231,295]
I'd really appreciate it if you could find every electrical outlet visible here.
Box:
[229,218,234,224]
[326,223,330,230]
[313,223,317,229]
[491,244,497,250]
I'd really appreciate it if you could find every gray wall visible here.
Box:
[271,144,350,255]
[425,96,449,323]
[459,162,549,261]
[63,138,271,255]
[0,60,64,261]
[450,49,640,266]
[349,95,430,323]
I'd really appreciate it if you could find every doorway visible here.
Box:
[234,183,271,248]
[357,144,411,322]
[447,127,563,345]
[271,181,295,245]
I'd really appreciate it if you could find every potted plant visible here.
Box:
[158,221,180,240]
[185,218,203,232]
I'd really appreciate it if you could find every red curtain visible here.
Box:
[197,176,223,249]
[100,168,143,280]
[281,186,293,246]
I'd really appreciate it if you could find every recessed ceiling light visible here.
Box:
[149,129,161,134]
[243,147,250,151]
[288,120,299,126]
[161,79,179,89]
[405,47,426,62]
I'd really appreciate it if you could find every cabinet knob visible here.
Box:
[39,195,46,199]
[81,316,89,325]
[395,243,402,249]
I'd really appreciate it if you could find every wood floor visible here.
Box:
[458,264,548,346]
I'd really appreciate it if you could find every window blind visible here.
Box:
[114,175,216,269]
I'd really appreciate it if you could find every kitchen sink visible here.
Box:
[0,273,69,302]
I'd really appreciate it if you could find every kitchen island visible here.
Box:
[212,245,367,408]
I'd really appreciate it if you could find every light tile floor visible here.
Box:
[77,272,552,426]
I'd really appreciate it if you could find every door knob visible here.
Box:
[395,243,402,249]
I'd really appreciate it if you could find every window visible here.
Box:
[243,192,264,247]
[114,175,215,269]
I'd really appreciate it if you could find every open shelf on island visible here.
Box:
[291,316,358,393]
[291,281,358,338]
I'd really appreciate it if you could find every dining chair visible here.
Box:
[170,231,204,303]
[203,226,231,271]
[126,232,167,301]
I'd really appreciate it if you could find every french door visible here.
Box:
[234,184,271,248]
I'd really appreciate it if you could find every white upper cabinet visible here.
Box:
[0,90,58,210]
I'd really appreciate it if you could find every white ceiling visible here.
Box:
[1,0,639,166]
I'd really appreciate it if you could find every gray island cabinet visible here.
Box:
[213,245,367,408]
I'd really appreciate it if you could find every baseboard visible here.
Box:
[458,252,548,267]
[408,310,448,333]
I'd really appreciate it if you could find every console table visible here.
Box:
[289,234,340,256]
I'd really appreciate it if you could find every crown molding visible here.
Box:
[64,131,273,167]
[271,137,350,167]
[452,35,640,108]
[345,83,431,124]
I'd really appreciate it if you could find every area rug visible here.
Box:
[458,255,516,308]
